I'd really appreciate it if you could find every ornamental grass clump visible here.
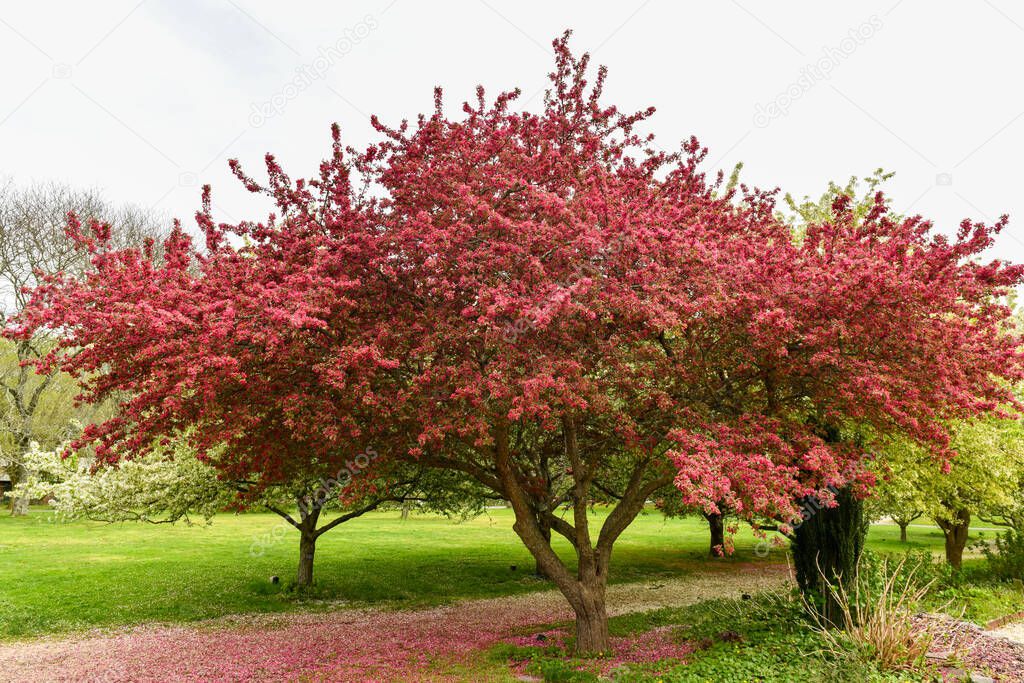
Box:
[807,554,937,672]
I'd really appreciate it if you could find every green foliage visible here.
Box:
[0,340,87,449]
[857,549,935,591]
[871,416,1024,572]
[861,547,1024,624]
[865,477,922,530]
[977,527,1024,581]
[881,418,1023,528]
[780,168,898,240]
[499,593,929,682]
[399,467,493,520]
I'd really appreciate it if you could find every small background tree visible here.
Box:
[0,181,160,515]
[866,475,923,543]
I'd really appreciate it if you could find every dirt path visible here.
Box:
[990,620,1024,645]
[0,564,789,682]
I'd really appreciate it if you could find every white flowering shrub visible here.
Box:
[9,442,231,524]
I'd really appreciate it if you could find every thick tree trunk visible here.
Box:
[705,512,725,556]
[510,512,612,652]
[400,501,411,520]
[936,509,970,570]
[489,418,670,655]
[573,585,610,654]
[512,519,612,653]
[899,522,908,543]
[791,486,866,628]
[294,503,322,589]
[296,530,317,587]
[495,422,614,654]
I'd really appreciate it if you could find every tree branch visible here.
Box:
[264,504,301,529]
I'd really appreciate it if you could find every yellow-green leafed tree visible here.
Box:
[875,417,1024,569]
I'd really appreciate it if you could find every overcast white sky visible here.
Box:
[2,1,1023,261]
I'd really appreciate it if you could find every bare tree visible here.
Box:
[0,180,163,514]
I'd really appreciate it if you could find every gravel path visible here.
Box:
[0,563,789,682]
[990,620,1024,645]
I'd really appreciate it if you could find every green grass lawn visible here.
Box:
[0,506,991,640]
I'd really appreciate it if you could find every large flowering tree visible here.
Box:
[11,33,1024,652]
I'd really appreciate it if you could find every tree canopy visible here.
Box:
[10,32,1024,653]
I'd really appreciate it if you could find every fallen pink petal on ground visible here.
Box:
[0,567,787,682]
